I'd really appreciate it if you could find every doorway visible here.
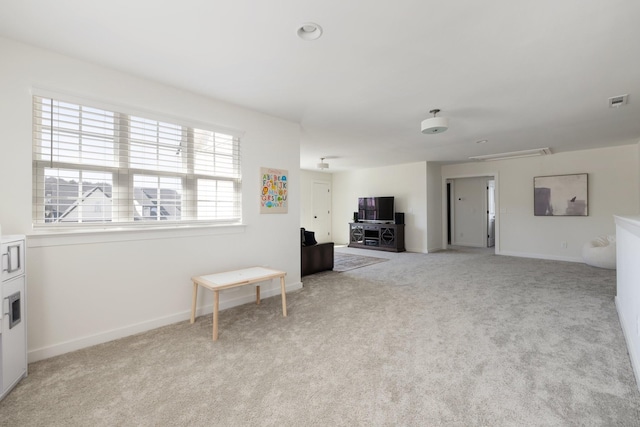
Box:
[312,182,332,243]
[443,174,499,252]
[487,179,495,247]
[446,180,453,245]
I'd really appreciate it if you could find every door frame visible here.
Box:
[446,179,455,245]
[312,180,332,243]
[486,179,496,247]
[441,172,500,254]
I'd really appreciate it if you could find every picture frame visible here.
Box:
[260,167,288,214]
[534,173,588,216]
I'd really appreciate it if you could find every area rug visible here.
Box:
[333,252,388,272]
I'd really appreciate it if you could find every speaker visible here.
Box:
[395,212,404,225]
[353,212,359,223]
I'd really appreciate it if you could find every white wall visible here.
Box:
[638,141,640,207]
[615,216,640,392]
[0,38,302,361]
[426,162,443,252]
[332,162,428,252]
[442,144,639,261]
[300,170,332,243]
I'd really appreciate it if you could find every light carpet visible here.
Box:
[332,251,388,272]
[1,247,639,426]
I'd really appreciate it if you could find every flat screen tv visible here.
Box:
[358,197,394,222]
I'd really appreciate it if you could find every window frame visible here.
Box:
[32,92,243,231]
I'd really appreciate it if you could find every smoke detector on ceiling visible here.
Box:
[608,94,629,108]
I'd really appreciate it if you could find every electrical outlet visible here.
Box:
[561,241,568,248]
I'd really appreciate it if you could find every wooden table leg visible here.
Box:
[190,282,198,324]
[256,285,261,305]
[280,276,287,317]
[213,290,220,341]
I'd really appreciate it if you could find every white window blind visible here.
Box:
[33,96,242,227]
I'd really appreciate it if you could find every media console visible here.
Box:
[348,223,405,252]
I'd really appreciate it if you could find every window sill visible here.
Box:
[27,223,246,248]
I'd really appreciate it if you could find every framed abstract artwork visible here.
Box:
[534,173,588,216]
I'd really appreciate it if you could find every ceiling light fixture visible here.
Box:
[421,109,449,134]
[317,157,329,170]
[469,147,552,161]
[297,22,323,41]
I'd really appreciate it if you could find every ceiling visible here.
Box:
[1,0,639,172]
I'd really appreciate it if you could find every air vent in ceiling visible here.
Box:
[469,147,552,162]
[608,94,629,108]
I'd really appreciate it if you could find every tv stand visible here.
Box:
[348,223,405,252]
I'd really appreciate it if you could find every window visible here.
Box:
[33,96,242,227]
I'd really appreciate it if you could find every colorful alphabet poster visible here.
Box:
[260,167,288,214]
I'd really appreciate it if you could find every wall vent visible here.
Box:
[608,94,629,108]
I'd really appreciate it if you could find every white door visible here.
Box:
[487,179,496,247]
[452,177,487,247]
[312,182,331,243]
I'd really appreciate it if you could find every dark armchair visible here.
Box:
[301,228,334,276]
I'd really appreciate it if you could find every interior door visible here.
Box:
[452,177,487,247]
[487,179,496,247]
[312,182,331,243]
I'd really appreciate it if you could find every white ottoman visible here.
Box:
[582,235,616,269]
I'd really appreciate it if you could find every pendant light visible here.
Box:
[317,157,329,170]
[421,109,449,134]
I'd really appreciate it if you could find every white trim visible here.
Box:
[27,281,302,363]
[453,242,488,249]
[447,179,455,247]
[499,250,582,263]
[615,215,640,235]
[27,223,246,247]
[31,86,245,138]
[311,180,333,243]
[31,93,243,231]
[442,172,500,254]
[408,247,429,254]
[616,296,640,393]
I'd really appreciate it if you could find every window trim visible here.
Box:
[31,88,244,232]
[27,223,247,248]
[31,88,244,139]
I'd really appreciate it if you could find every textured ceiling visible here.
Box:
[1,0,639,171]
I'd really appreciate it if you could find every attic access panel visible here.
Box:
[534,173,588,216]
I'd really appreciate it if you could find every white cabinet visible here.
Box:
[1,235,27,400]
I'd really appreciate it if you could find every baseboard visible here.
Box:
[28,281,302,363]
[451,242,485,248]
[406,246,428,253]
[498,250,583,263]
[616,297,640,393]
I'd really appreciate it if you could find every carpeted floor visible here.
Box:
[1,247,639,426]
[332,251,387,272]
